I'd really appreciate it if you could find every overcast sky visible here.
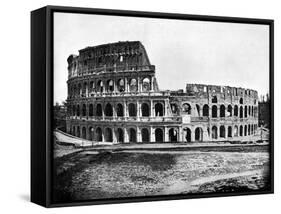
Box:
[54,12,269,103]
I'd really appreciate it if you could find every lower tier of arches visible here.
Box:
[66,122,259,143]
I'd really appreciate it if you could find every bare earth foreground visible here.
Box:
[53,144,270,203]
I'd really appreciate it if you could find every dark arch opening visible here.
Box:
[219,126,225,138]
[244,125,247,136]
[212,96,218,103]
[116,128,124,143]
[203,104,209,116]
[212,126,218,139]
[82,104,86,116]
[116,103,124,117]
[97,80,103,93]
[234,105,238,117]
[239,98,243,104]
[104,128,113,142]
[89,104,94,117]
[96,127,102,141]
[96,104,102,116]
[212,106,217,118]
[155,128,164,142]
[141,128,150,143]
[77,126,80,138]
[141,103,150,117]
[220,105,225,117]
[155,103,164,116]
[169,128,178,142]
[88,127,94,140]
[240,106,243,118]
[128,103,137,117]
[105,103,113,117]
[76,105,80,116]
[129,128,137,143]
[195,127,203,142]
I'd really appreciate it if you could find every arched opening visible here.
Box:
[248,124,251,135]
[129,128,137,143]
[203,104,209,116]
[212,106,217,118]
[228,126,232,137]
[82,104,86,116]
[77,126,80,138]
[104,128,113,142]
[195,127,203,142]
[251,106,254,117]
[212,126,218,139]
[116,128,124,143]
[141,128,150,142]
[117,79,125,92]
[96,127,102,142]
[219,126,225,138]
[116,103,124,117]
[240,106,243,118]
[239,98,243,104]
[244,125,247,136]
[88,127,94,140]
[234,105,238,117]
[251,124,254,134]
[169,128,178,142]
[89,104,93,117]
[72,126,75,136]
[104,103,113,117]
[248,105,251,116]
[155,128,164,142]
[240,125,243,136]
[129,78,137,92]
[220,105,225,117]
[234,126,238,137]
[96,104,102,116]
[76,105,80,116]
[227,105,232,117]
[128,103,137,117]
[141,103,150,117]
[89,81,95,93]
[107,79,114,92]
[142,77,150,92]
[97,80,103,93]
[212,96,218,103]
[82,127,87,139]
[182,103,191,114]
[244,106,248,118]
[184,128,191,142]
[155,103,164,116]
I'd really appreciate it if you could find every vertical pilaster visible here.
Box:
[150,127,155,142]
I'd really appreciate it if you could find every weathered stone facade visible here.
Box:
[65,41,259,143]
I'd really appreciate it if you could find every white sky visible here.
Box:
[54,12,269,103]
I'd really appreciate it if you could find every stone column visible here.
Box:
[191,127,195,142]
[124,128,129,143]
[150,127,155,142]
[137,101,140,119]
[178,127,183,142]
[113,129,117,143]
[124,101,127,117]
[150,100,154,117]
[164,127,169,142]
[125,77,128,92]
[137,127,141,143]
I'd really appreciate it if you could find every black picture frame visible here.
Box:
[31,5,274,208]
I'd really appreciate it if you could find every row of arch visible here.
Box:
[210,124,258,139]
[173,103,258,118]
[68,76,153,97]
[70,102,164,117]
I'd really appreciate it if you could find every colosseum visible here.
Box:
[65,41,259,144]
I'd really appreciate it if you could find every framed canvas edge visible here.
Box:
[34,5,274,208]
